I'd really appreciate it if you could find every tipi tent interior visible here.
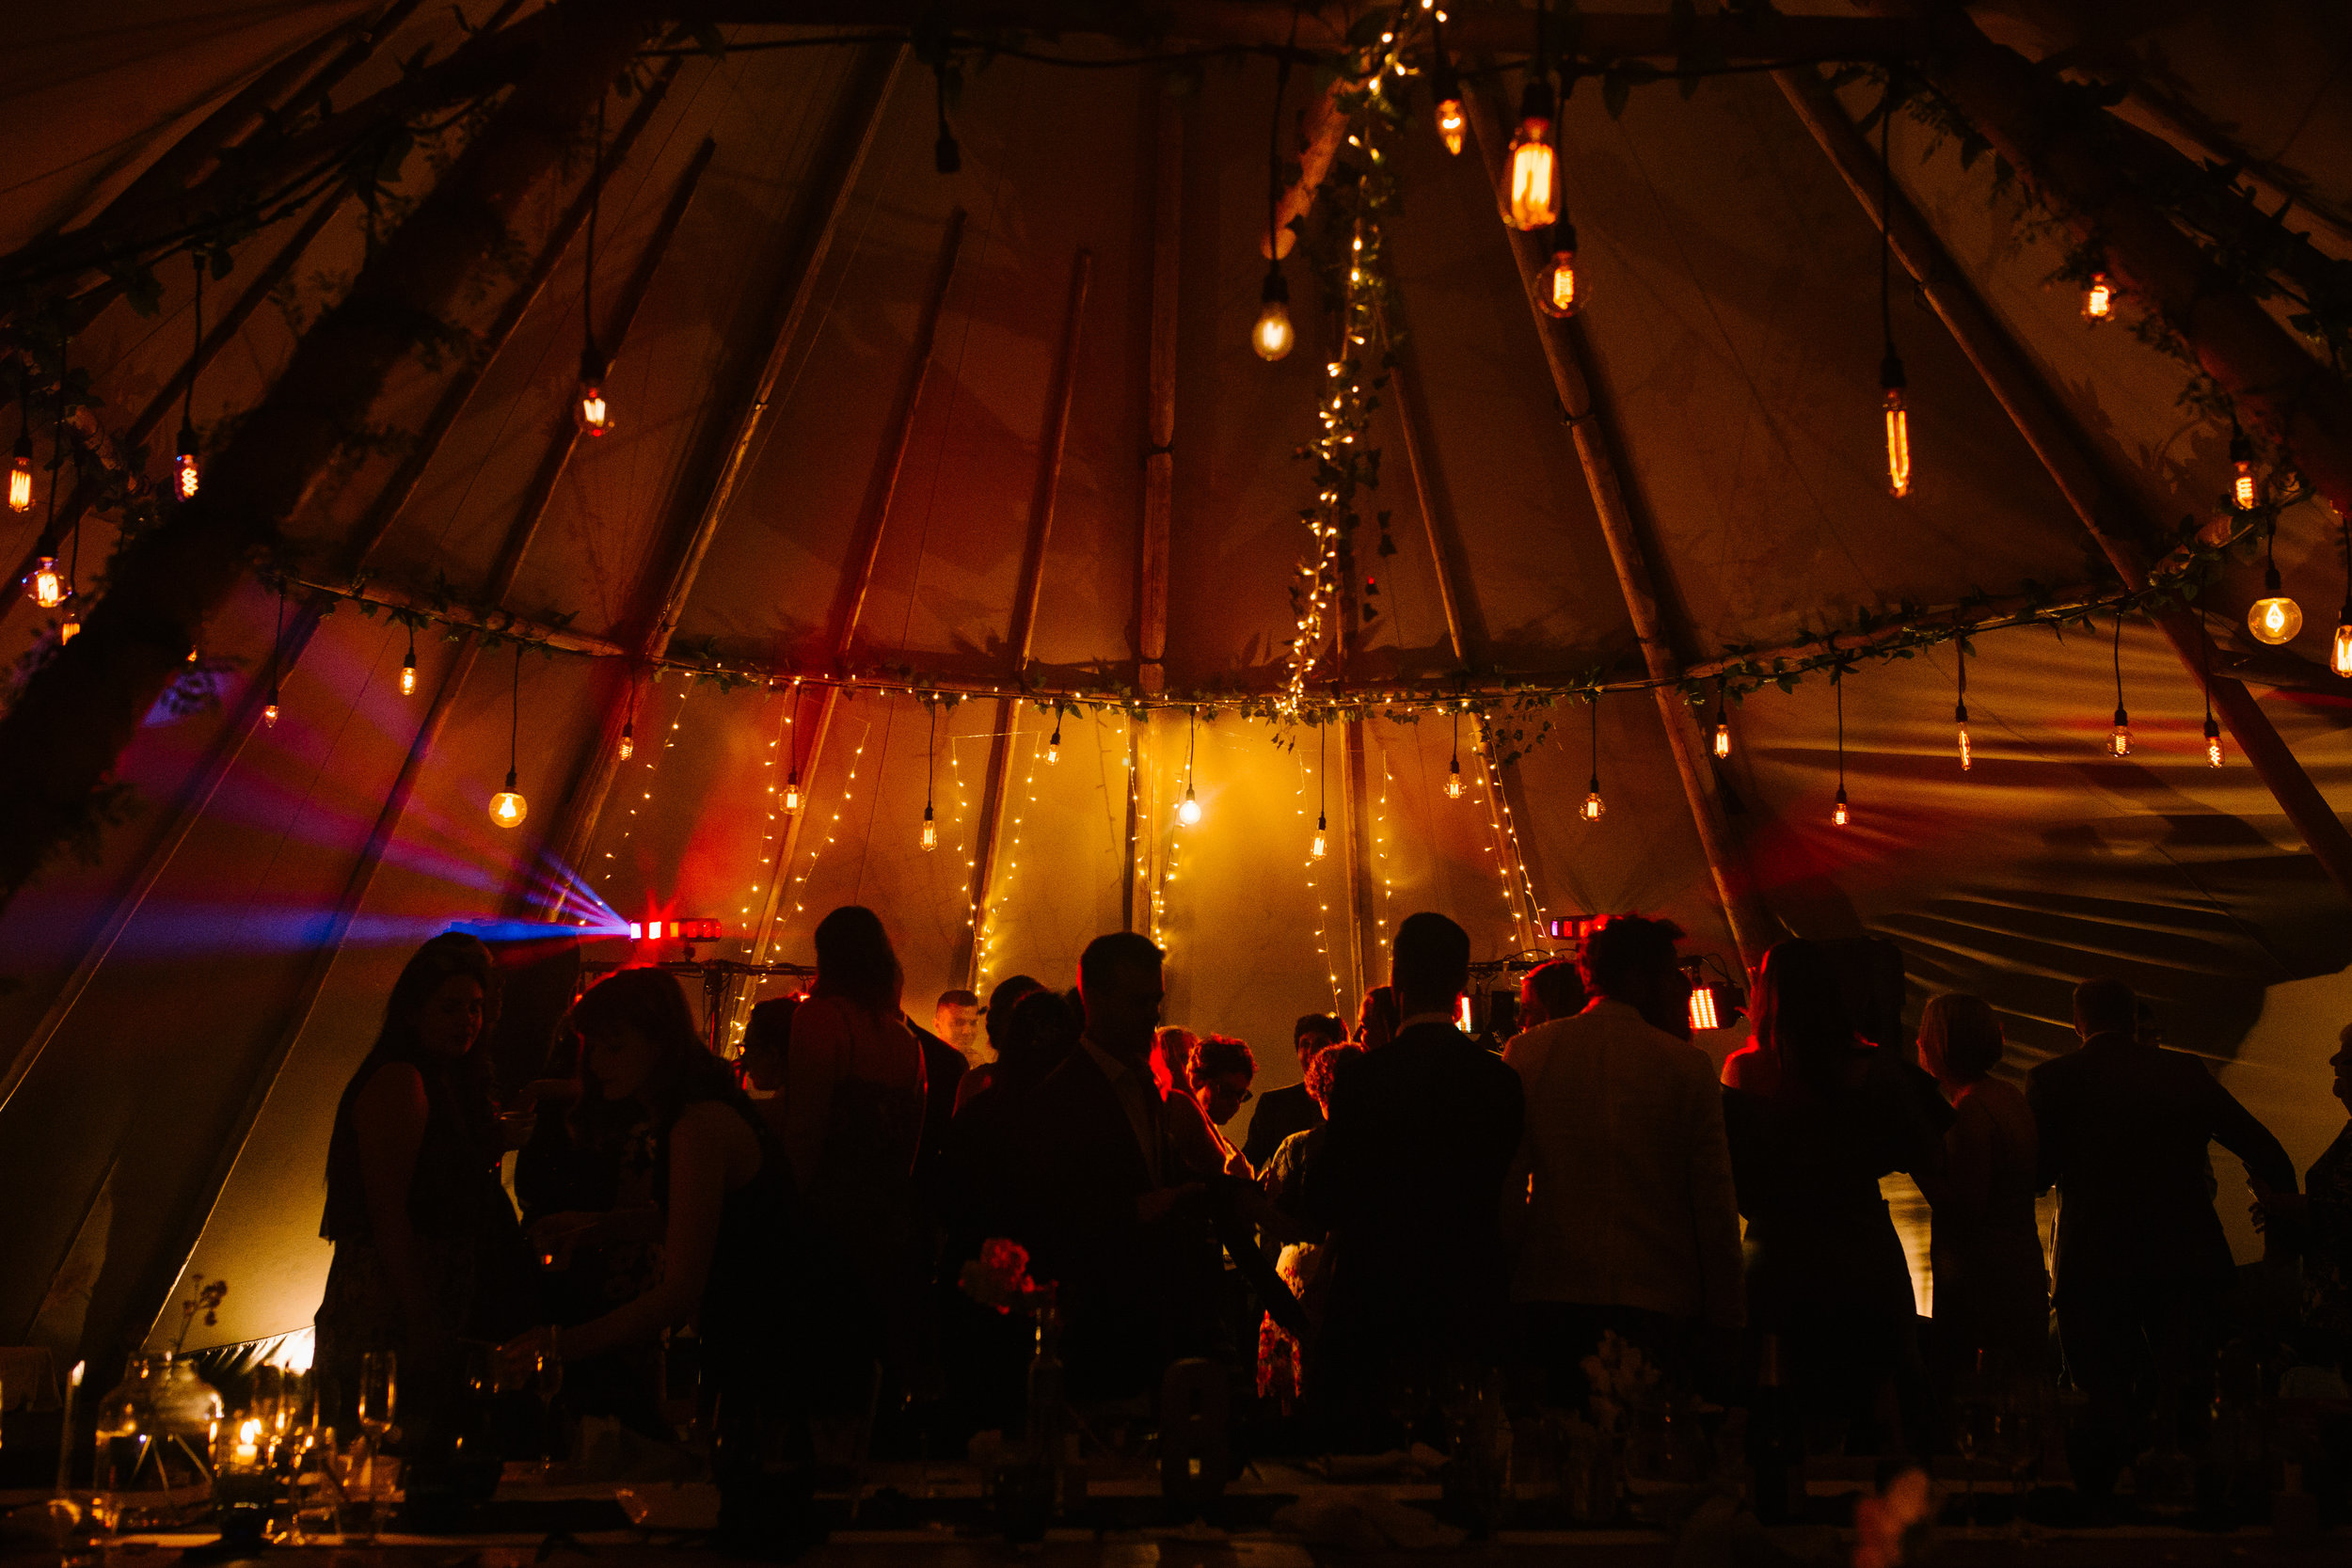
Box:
[2,0,2350,1402]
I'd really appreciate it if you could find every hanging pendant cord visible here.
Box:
[56,330,73,581]
[1589,696,1598,778]
[510,645,522,776]
[186,256,202,432]
[2113,610,2125,708]
[1879,77,1895,356]
[1267,9,1298,263]
[1836,672,1846,791]
[927,706,938,812]
[271,586,285,700]
[2202,615,2215,722]
[584,95,603,348]
[1318,723,1327,816]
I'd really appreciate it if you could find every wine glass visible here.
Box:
[532,1350,564,1481]
[357,1352,396,1448]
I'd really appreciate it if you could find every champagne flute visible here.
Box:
[354,1352,396,1541]
[532,1350,564,1481]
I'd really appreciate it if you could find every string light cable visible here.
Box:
[490,644,528,828]
[1832,666,1851,827]
[1878,74,1910,499]
[175,253,203,499]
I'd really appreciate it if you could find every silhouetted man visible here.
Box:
[1514,958,1587,1035]
[1243,1013,1346,1172]
[2029,976,2296,1497]
[1309,911,1525,1445]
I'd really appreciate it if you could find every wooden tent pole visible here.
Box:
[113,138,707,1366]
[1465,88,1781,977]
[529,45,906,921]
[1774,63,2352,903]
[959,251,1092,987]
[1132,85,1184,932]
[733,201,964,989]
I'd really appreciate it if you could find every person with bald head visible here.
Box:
[2028,976,2296,1500]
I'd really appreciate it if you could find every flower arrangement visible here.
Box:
[958,1240,1053,1316]
[171,1275,230,1355]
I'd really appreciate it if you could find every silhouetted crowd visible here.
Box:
[314,907,2352,1536]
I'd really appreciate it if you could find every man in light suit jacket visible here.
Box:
[1502,915,1742,1403]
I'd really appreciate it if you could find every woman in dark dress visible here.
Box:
[500,969,808,1547]
[1722,939,1944,1454]
[316,932,539,1446]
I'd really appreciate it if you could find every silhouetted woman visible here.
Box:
[1914,993,2046,1383]
[317,932,537,1443]
[1723,939,1942,1454]
[2253,1022,2352,1374]
[1178,1033,1257,1179]
[499,968,808,1547]
[785,905,928,1411]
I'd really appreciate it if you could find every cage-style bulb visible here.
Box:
[2082,273,2113,322]
[1882,352,1911,499]
[921,803,938,851]
[8,436,30,513]
[1581,776,1605,822]
[2334,614,2352,679]
[2108,705,2132,758]
[1833,786,1851,828]
[1955,701,1971,771]
[1505,83,1559,231]
[2231,429,2257,511]
[576,341,612,436]
[1536,237,1578,320]
[1252,266,1295,362]
[490,769,528,829]
[1435,95,1465,156]
[2204,714,2224,768]
[399,651,418,697]
[1311,812,1327,862]
[618,721,634,761]
[174,420,201,499]
[1177,786,1202,827]
[27,556,66,609]
[784,770,803,813]
[1444,757,1465,799]
[2248,564,2302,645]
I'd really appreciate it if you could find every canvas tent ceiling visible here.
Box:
[0,0,2348,1373]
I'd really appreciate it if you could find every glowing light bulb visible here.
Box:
[2231,428,2257,511]
[2108,705,2132,758]
[2248,566,2302,644]
[1581,777,1605,822]
[1177,786,1202,827]
[1045,727,1061,765]
[27,556,65,609]
[1311,813,1327,861]
[784,771,803,813]
[490,770,528,829]
[1435,96,1465,156]
[576,341,612,436]
[1712,711,1730,759]
[1955,701,1971,771]
[8,436,29,513]
[399,652,418,697]
[1505,83,1559,231]
[2082,273,2113,322]
[618,721,634,761]
[2204,714,2224,768]
[174,420,200,499]
[1833,787,1851,828]
[1536,239,1578,320]
[2334,614,2352,679]
[1253,265,1295,361]
[1444,758,1465,799]
[921,804,938,851]
[1882,352,1911,499]
[263,700,280,728]
[59,620,79,643]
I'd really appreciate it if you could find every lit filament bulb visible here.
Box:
[1955,700,1971,771]
[618,721,634,761]
[2248,564,2302,645]
[1177,786,1202,827]
[1435,95,1465,156]
[2231,429,2257,511]
[921,804,938,851]
[1046,724,1061,765]
[2082,273,2113,322]
[8,436,29,513]
[1882,352,1911,499]
[2108,705,2132,758]
[1311,812,1327,861]
[490,770,528,829]
[1444,758,1465,799]
[2334,612,2352,679]
[1712,705,1731,760]
[1506,83,1559,231]
[576,342,612,436]
[784,770,803,813]
[2204,715,2224,768]
[174,420,200,499]
[1536,229,1579,319]
[1833,787,1851,828]
[59,620,79,643]
[27,556,65,609]
[1581,777,1605,821]
[263,699,280,728]
[399,651,418,697]
[1253,265,1295,362]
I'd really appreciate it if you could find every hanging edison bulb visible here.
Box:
[1435,94,1466,156]
[2248,563,2303,645]
[27,556,66,609]
[2231,427,2257,511]
[1252,264,1295,362]
[1177,785,1202,827]
[1444,756,1465,799]
[576,342,612,436]
[263,697,281,728]
[2334,610,2352,679]
[399,649,418,698]
[1535,223,1579,319]
[8,435,30,513]
[2107,704,2132,758]
[1833,786,1851,828]
[1311,811,1327,861]
[618,720,635,761]
[2204,714,2224,768]
[174,419,200,499]
[59,619,79,643]
[920,803,938,851]
[2082,272,2114,323]
[490,770,529,829]
[1046,721,1062,765]
[1882,351,1911,499]
[784,769,803,813]
[1711,697,1731,760]
[1506,81,1559,231]
[1955,698,1972,771]
[1581,775,1605,821]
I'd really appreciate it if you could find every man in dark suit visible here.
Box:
[1308,912,1526,1445]
[1242,1013,1346,1171]
[2029,976,2296,1497]
[1014,932,1218,1401]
